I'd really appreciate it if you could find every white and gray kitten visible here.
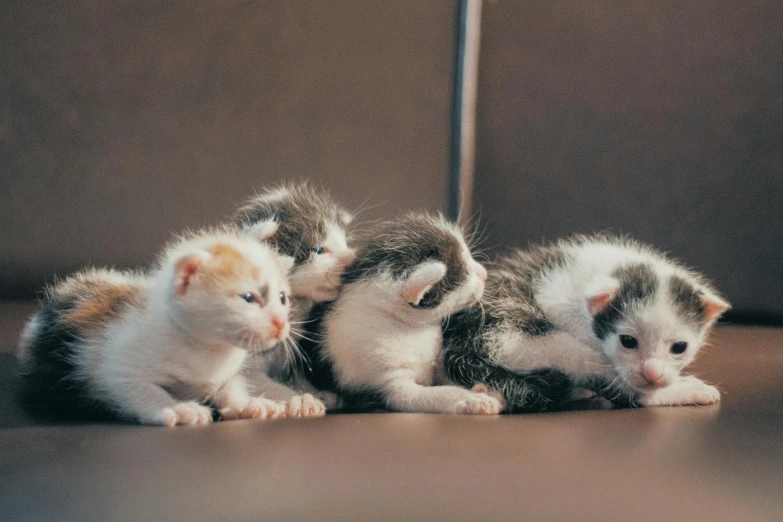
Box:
[234,183,355,416]
[303,212,503,414]
[18,228,292,425]
[442,234,730,411]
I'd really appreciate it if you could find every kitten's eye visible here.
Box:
[619,335,638,349]
[279,291,287,305]
[671,341,688,355]
[312,247,325,255]
[239,293,256,304]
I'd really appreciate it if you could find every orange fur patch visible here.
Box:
[206,243,247,280]
[64,283,143,331]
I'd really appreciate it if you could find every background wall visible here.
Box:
[473,1,782,320]
[0,1,457,298]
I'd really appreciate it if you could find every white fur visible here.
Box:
[323,242,500,414]
[17,312,42,366]
[68,232,292,426]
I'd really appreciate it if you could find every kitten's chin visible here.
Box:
[253,339,280,354]
[309,284,341,302]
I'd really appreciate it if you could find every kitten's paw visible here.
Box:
[150,402,213,426]
[242,397,286,420]
[286,393,326,418]
[455,393,503,415]
[643,380,721,407]
[314,391,340,410]
[471,384,506,410]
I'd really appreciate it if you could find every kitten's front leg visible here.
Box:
[110,377,212,426]
[640,375,720,407]
[385,380,503,414]
[215,375,285,420]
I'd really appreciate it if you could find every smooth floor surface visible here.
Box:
[0,302,781,521]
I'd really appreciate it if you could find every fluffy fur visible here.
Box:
[305,212,503,414]
[443,234,730,412]
[17,228,293,426]
[234,183,355,416]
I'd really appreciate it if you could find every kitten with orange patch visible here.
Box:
[18,228,292,426]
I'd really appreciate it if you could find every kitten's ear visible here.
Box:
[700,291,730,324]
[173,252,211,296]
[278,254,295,274]
[339,210,354,225]
[585,276,621,315]
[247,219,279,242]
[403,261,447,306]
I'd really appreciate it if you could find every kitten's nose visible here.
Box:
[474,262,488,282]
[338,250,356,267]
[641,362,664,385]
[271,315,287,338]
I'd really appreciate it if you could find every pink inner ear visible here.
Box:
[406,283,430,305]
[701,295,730,322]
[587,292,615,315]
[175,258,202,295]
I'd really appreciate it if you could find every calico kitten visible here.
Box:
[234,183,355,416]
[18,228,292,426]
[305,212,503,414]
[442,234,730,412]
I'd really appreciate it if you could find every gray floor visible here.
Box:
[1,302,782,521]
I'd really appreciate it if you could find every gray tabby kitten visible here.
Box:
[234,183,355,416]
[442,234,729,412]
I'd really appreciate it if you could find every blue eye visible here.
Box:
[312,247,325,255]
[239,293,256,304]
[279,291,287,305]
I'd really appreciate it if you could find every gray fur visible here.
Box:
[235,183,352,265]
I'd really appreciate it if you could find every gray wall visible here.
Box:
[0,1,457,297]
[473,1,783,319]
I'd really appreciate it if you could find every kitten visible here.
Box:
[234,183,355,416]
[442,234,730,412]
[17,228,292,426]
[305,212,503,414]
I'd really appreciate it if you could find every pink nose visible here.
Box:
[474,263,488,282]
[338,250,356,266]
[271,316,287,338]
[641,366,663,384]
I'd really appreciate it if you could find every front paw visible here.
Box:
[455,392,503,415]
[150,401,213,427]
[314,390,340,410]
[244,397,286,420]
[643,379,720,407]
[471,384,507,410]
[286,394,326,418]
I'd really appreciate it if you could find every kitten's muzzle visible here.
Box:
[637,360,668,387]
[337,250,356,267]
[271,315,288,340]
